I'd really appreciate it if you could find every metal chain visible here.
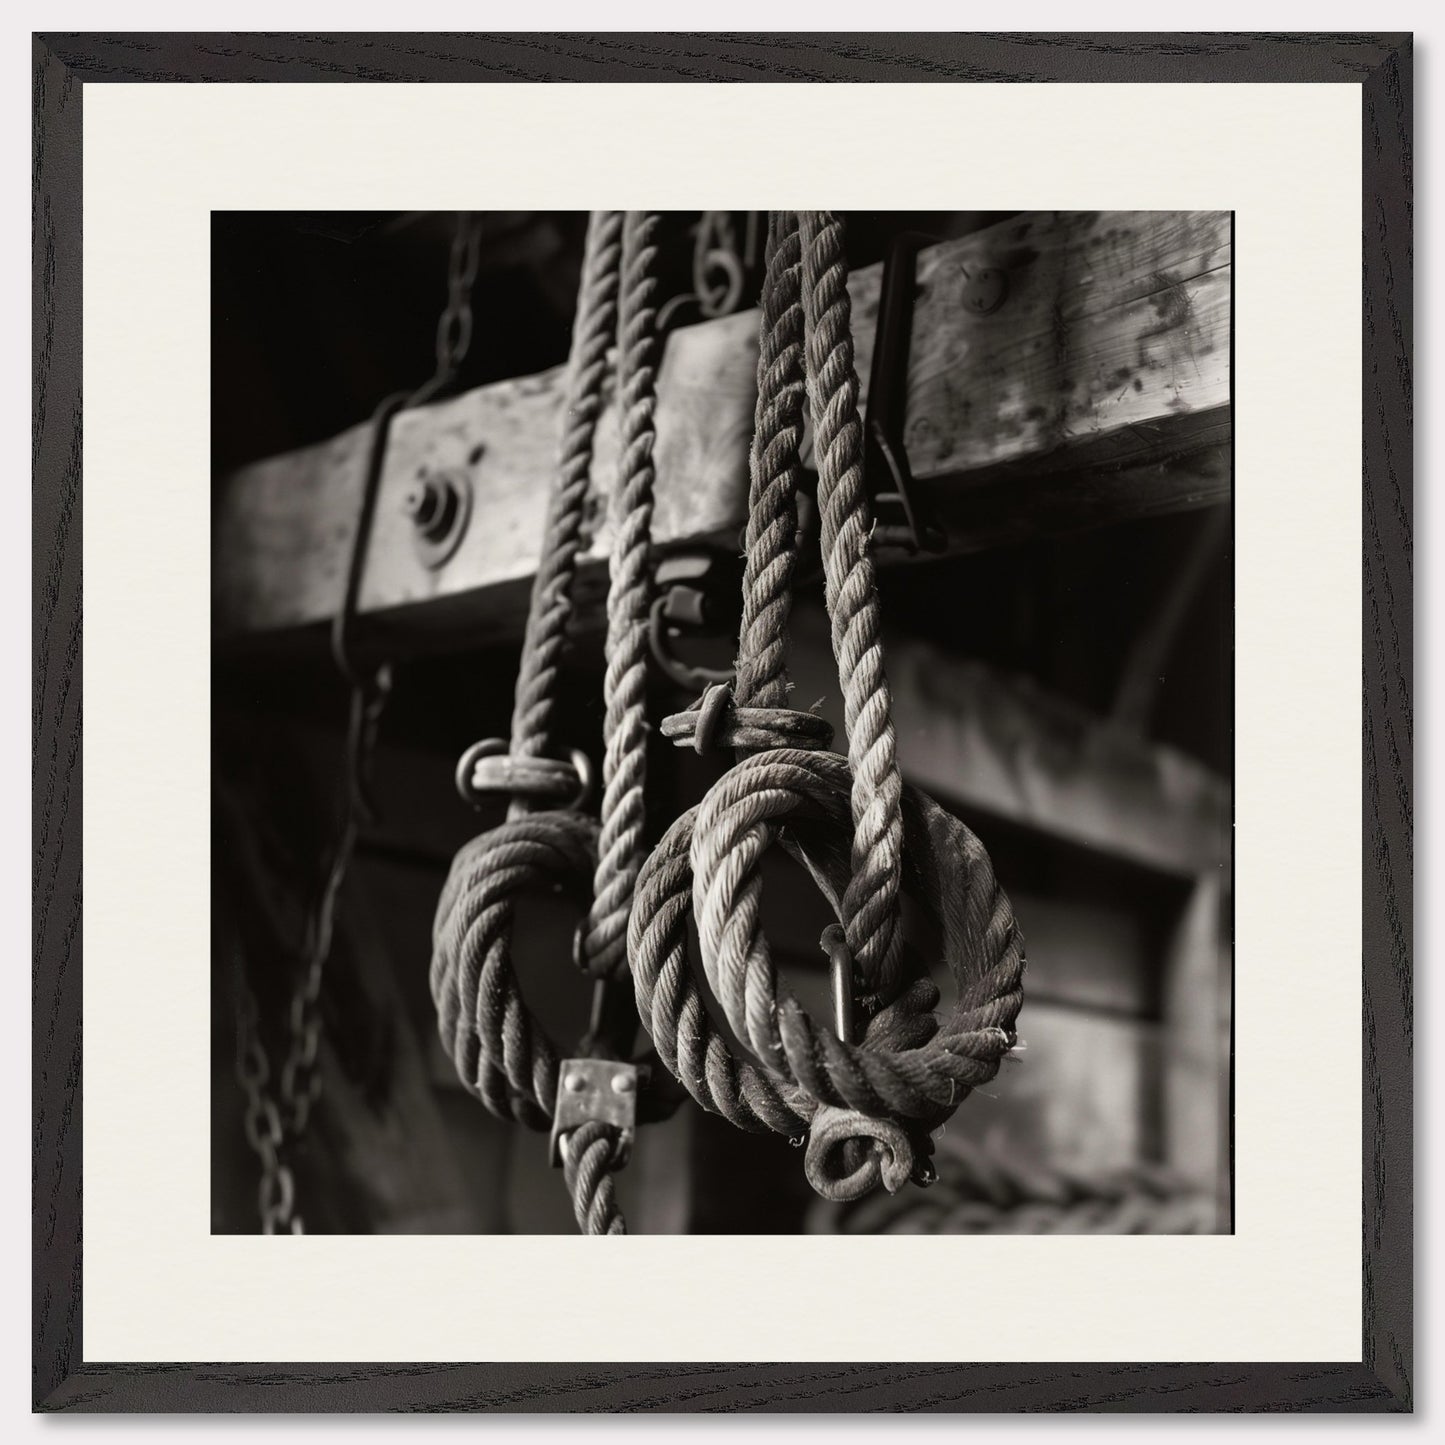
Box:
[234,217,478,1234]
[233,949,302,1234]
[693,210,761,318]
[659,211,762,331]
[418,211,483,405]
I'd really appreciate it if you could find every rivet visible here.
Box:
[611,1072,636,1095]
[565,1072,588,1094]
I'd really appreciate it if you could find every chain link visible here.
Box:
[429,212,483,396]
[233,952,303,1234]
[232,704,377,1234]
[659,212,761,331]
[232,214,481,1234]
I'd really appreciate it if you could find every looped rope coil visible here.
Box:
[630,749,1024,1201]
[633,211,1024,1202]
[431,212,669,1234]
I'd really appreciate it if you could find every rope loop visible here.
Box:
[431,809,599,1129]
[629,748,1024,1153]
[431,213,672,1233]
[432,809,681,1129]
[626,211,1024,1203]
[659,681,834,756]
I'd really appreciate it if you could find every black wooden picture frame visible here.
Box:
[32,31,1413,1412]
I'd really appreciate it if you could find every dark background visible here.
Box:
[211,211,1232,1236]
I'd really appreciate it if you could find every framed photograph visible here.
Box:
[32,30,1412,1412]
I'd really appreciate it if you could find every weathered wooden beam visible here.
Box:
[215,210,1230,642]
[786,605,1231,878]
[1162,873,1231,1228]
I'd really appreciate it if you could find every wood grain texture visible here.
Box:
[31,29,1412,1414]
[1162,875,1229,1222]
[32,36,84,1412]
[214,210,1230,641]
[1358,35,1413,1411]
[36,31,1409,84]
[37,1360,1402,1413]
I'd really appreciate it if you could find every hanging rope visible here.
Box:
[506,212,623,793]
[431,211,670,1234]
[807,1136,1218,1235]
[583,212,662,982]
[632,211,1025,1203]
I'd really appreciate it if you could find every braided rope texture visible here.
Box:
[630,749,1024,1136]
[797,210,904,1003]
[582,211,661,980]
[808,1138,1217,1236]
[562,1121,628,1235]
[630,211,1024,1202]
[507,209,623,785]
[432,213,664,1234]
[431,811,599,1130]
[733,211,807,714]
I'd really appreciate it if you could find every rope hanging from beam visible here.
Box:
[431,211,674,1235]
[632,211,1026,1203]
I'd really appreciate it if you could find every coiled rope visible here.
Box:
[431,211,668,1234]
[632,211,1025,1202]
[807,1136,1218,1235]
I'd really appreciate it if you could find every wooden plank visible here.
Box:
[1162,873,1231,1230]
[966,1001,1160,1171]
[785,602,1231,877]
[215,210,1230,641]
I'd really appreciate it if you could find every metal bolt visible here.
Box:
[611,1071,636,1095]
[403,474,460,541]
[564,1072,588,1094]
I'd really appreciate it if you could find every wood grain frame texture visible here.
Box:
[31,31,1412,1413]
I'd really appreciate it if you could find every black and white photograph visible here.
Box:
[210,208,1233,1237]
[31,26,1414,1415]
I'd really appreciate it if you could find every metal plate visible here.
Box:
[548,1059,639,1167]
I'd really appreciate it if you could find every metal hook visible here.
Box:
[647,596,736,693]
[645,549,744,693]
[331,389,412,693]
[863,232,947,555]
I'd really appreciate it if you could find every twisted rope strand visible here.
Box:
[797,210,904,1001]
[431,813,598,1128]
[632,750,1023,1139]
[809,1138,1217,1236]
[583,211,661,979]
[561,1121,628,1234]
[507,210,623,794]
[434,212,671,1234]
[734,212,808,713]
[628,213,1024,1204]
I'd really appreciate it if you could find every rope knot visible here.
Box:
[803,1103,919,1202]
[454,738,592,811]
[659,681,834,756]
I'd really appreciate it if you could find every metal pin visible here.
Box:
[822,926,855,1046]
